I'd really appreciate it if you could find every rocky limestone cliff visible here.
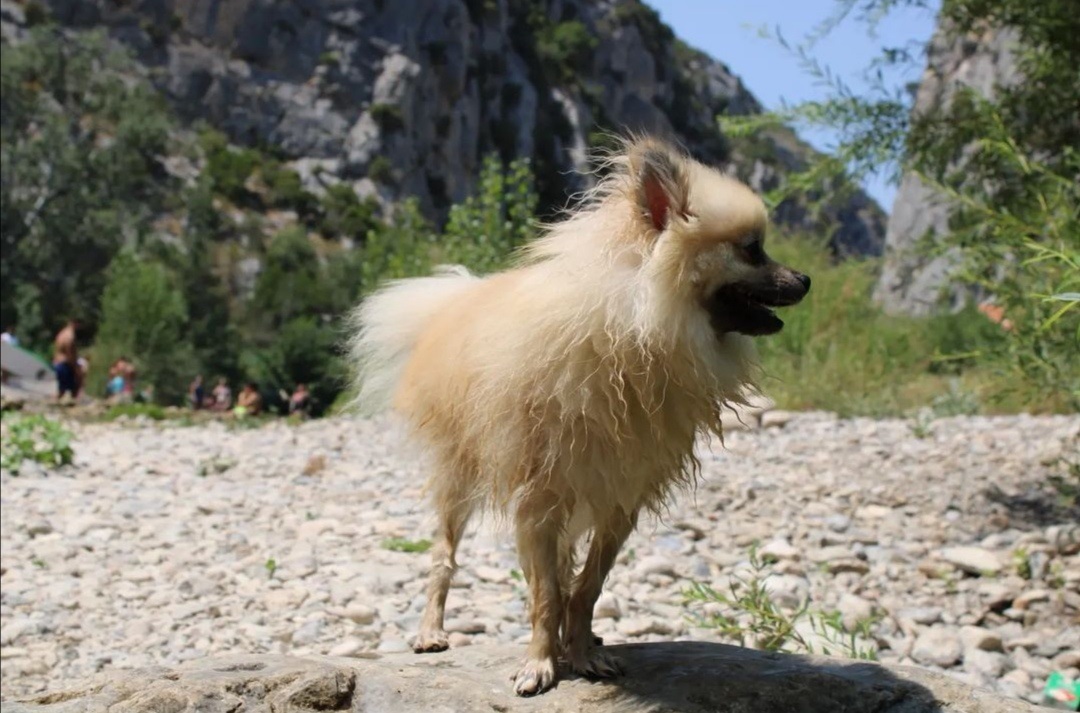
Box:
[874,22,1020,315]
[6,644,1036,713]
[6,0,885,255]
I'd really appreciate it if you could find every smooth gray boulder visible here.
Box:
[6,642,1035,713]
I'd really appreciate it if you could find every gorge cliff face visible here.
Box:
[11,0,885,254]
[875,22,1020,315]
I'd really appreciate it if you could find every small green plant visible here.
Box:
[381,537,433,554]
[534,20,598,84]
[318,51,340,68]
[369,103,405,132]
[367,156,394,183]
[318,184,381,239]
[1,414,74,474]
[909,410,935,440]
[265,558,278,577]
[1013,547,1032,580]
[31,557,47,568]
[199,128,262,203]
[1046,446,1080,510]
[196,456,237,477]
[930,380,981,417]
[684,548,878,660]
[262,162,319,217]
[1047,562,1066,590]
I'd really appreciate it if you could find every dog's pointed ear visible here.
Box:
[632,142,690,232]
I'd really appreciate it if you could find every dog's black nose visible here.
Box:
[797,273,811,291]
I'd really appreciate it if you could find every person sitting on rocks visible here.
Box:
[234,382,262,418]
[288,383,312,419]
[105,357,128,401]
[211,377,232,412]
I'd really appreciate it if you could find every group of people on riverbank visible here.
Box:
[186,376,311,418]
[2,321,315,419]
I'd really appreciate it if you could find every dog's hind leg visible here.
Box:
[414,479,474,653]
[562,507,636,678]
[512,491,569,696]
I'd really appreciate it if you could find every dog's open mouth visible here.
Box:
[706,279,808,337]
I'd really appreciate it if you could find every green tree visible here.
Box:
[242,317,342,417]
[91,253,195,404]
[251,226,336,331]
[245,227,345,412]
[441,156,538,274]
[357,198,437,289]
[178,178,243,382]
[1,29,174,349]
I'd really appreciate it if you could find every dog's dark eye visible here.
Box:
[744,239,766,265]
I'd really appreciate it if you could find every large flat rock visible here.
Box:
[6,642,1034,713]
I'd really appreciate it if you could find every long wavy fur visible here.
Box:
[347,137,762,537]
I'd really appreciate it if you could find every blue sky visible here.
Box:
[649,0,941,211]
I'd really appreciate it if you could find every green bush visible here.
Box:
[91,253,196,404]
[319,184,382,239]
[1,414,74,474]
[262,163,319,217]
[535,20,598,83]
[356,198,436,288]
[367,156,394,184]
[249,227,338,331]
[369,103,405,132]
[200,129,261,203]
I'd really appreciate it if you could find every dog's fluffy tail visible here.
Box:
[346,265,478,415]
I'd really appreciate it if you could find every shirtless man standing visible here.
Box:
[53,319,80,401]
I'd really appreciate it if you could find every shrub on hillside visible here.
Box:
[90,253,196,404]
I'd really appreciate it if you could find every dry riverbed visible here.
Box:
[1,412,1077,704]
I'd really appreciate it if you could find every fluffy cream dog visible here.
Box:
[349,137,810,695]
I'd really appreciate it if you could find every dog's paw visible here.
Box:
[512,656,557,696]
[413,629,449,653]
[568,646,623,679]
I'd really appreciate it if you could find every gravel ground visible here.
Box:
[1,412,1077,703]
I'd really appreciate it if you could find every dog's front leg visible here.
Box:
[563,508,636,678]
[512,494,567,696]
